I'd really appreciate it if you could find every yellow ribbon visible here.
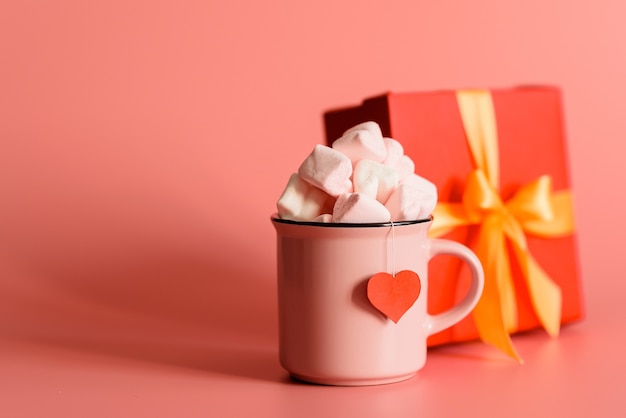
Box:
[430,90,575,362]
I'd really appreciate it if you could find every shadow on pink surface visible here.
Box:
[0,226,282,381]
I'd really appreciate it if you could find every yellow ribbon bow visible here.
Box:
[430,90,575,362]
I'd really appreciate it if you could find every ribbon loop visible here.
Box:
[506,175,555,223]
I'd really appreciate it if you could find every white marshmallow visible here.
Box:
[401,173,438,197]
[277,173,330,221]
[343,121,384,140]
[385,174,438,220]
[385,183,436,221]
[331,129,387,164]
[312,213,333,223]
[382,137,404,167]
[392,155,416,180]
[332,193,392,223]
[298,144,353,196]
[353,159,399,203]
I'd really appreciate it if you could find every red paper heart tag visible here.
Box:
[367,270,421,323]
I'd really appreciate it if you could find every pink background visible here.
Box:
[1,1,624,417]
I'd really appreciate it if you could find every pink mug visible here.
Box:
[271,216,484,386]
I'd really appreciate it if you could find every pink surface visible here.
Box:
[1,1,625,417]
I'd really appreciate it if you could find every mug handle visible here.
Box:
[424,238,485,336]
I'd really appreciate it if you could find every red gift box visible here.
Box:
[324,87,584,360]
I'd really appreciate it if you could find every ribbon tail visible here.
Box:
[511,244,563,337]
[499,244,518,334]
[472,216,523,363]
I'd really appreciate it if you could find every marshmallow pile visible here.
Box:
[276,121,437,223]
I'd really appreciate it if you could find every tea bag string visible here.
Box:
[390,220,396,277]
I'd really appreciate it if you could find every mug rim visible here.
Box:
[271,214,432,228]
